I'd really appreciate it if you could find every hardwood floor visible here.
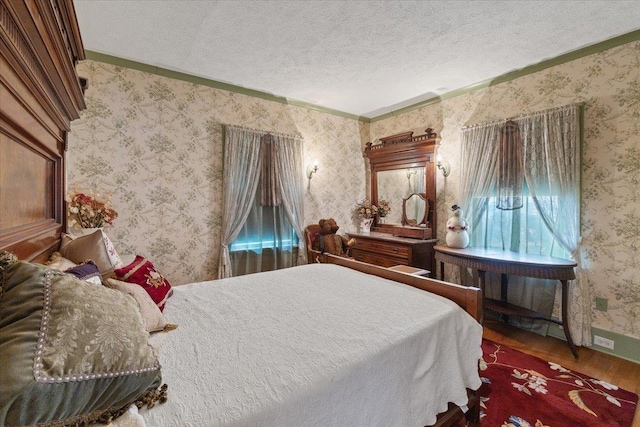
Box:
[483,320,640,427]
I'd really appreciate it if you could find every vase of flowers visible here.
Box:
[377,199,391,224]
[67,191,118,230]
[354,200,378,233]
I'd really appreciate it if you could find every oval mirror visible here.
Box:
[402,193,429,227]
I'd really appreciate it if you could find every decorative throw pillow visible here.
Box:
[114,255,173,311]
[60,229,121,279]
[105,278,175,333]
[72,227,124,269]
[45,252,78,271]
[0,259,167,426]
[64,260,102,285]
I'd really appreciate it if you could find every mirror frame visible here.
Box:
[401,192,429,226]
[364,128,440,235]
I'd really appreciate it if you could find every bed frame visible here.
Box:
[313,252,482,426]
[0,2,481,425]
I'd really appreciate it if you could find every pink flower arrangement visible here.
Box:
[354,200,378,219]
[67,192,118,229]
[377,199,391,217]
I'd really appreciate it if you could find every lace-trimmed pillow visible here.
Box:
[0,260,167,426]
[60,229,123,279]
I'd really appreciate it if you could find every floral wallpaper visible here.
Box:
[69,39,639,344]
[68,60,366,285]
[370,41,640,341]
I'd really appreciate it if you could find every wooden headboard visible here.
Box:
[0,0,86,262]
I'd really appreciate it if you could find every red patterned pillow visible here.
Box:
[114,255,173,311]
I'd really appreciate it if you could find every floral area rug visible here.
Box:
[477,339,638,427]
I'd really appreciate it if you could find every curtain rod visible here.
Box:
[461,102,584,130]
[225,124,303,140]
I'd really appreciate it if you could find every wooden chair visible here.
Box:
[304,224,322,263]
[304,223,357,263]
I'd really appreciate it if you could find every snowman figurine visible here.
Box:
[446,204,470,249]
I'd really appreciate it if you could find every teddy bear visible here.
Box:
[312,218,356,256]
[445,205,470,249]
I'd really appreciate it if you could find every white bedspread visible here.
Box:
[138,263,482,427]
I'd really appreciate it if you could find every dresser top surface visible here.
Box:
[346,230,438,245]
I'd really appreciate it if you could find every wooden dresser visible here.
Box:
[346,231,437,277]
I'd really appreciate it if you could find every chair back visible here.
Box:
[304,224,322,263]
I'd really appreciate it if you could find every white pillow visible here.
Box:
[105,278,172,333]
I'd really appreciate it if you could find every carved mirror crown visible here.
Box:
[364,128,440,236]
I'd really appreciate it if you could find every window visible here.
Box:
[220,125,305,279]
[229,194,299,276]
[459,105,582,337]
[471,190,569,260]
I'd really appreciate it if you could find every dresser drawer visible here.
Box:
[354,239,410,260]
[351,249,407,268]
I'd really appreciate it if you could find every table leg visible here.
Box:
[477,270,486,294]
[561,279,579,359]
[439,259,445,281]
[500,274,509,301]
[501,273,510,323]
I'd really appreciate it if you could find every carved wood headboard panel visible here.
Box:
[0,0,85,262]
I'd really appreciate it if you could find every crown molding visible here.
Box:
[84,51,366,122]
[84,28,640,125]
[369,29,640,123]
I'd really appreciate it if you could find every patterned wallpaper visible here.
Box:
[68,60,366,285]
[69,40,638,341]
[371,41,640,340]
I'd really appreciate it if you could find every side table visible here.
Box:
[434,245,579,359]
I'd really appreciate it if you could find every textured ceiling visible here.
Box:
[73,1,640,118]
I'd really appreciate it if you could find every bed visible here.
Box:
[0,1,483,425]
[136,260,483,427]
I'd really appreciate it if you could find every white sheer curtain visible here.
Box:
[218,125,305,279]
[219,126,263,278]
[272,133,306,266]
[459,124,500,230]
[520,104,589,345]
[459,104,588,345]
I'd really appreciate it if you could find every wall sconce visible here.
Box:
[436,155,451,177]
[306,160,319,188]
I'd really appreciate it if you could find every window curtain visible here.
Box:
[519,104,588,346]
[459,123,500,231]
[497,121,524,210]
[260,135,281,206]
[219,125,306,278]
[459,104,588,346]
[272,132,306,267]
[219,126,263,278]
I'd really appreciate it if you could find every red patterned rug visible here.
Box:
[478,339,638,427]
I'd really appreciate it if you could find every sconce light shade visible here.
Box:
[436,155,451,177]
[306,160,319,180]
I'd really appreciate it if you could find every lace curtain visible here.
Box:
[497,121,524,210]
[219,125,305,278]
[459,104,589,346]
